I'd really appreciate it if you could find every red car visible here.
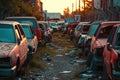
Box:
[103,24,120,80]
[84,21,120,67]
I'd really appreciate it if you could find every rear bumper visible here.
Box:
[0,66,16,77]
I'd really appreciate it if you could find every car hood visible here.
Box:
[0,42,16,57]
[96,39,107,47]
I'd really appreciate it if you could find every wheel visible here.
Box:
[102,63,110,80]
[15,58,21,76]
[83,40,91,56]
[86,52,93,67]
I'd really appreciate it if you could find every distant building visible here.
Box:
[46,13,61,20]
[93,0,120,20]
[94,0,101,9]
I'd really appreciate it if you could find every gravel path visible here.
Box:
[28,51,87,80]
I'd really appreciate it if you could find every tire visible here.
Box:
[15,58,20,76]
[102,63,110,80]
[83,40,91,56]
[86,52,93,67]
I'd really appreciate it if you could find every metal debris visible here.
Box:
[59,71,72,74]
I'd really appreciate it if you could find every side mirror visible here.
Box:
[17,39,21,45]
[107,43,112,51]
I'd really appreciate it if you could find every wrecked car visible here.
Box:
[21,23,38,55]
[103,24,120,80]
[0,21,28,77]
[84,21,120,68]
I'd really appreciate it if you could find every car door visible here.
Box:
[15,24,28,65]
[103,27,117,75]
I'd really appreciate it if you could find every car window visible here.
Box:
[17,24,25,39]
[97,26,113,38]
[88,23,99,36]
[82,25,90,34]
[22,25,33,39]
[114,27,120,47]
[50,23,56,26]
[0,24,16,43]
[29,25,35,35]
[107,27,117,44]
[15,25,22,40]
[38,23,46,30]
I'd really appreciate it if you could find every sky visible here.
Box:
[41,0,80,14]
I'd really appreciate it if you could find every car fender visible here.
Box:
[110,49,118,65]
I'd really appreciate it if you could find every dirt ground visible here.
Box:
[25,32,88,80]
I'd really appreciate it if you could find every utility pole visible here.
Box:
[84,0,85,21]
[79,0,80,14]
[76,0,77,11]
[72,3,74,16]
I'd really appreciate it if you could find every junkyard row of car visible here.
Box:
[36,19,120,80]
[0,16,66,78]
[64,20,120,80]
[1,16,120,80]
[0,16,55,79]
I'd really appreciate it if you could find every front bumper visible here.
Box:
[0,66,16,77]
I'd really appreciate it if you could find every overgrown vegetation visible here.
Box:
[0,0,42,20]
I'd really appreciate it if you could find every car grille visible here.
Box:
[0,57,11,68]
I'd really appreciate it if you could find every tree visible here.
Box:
[0,0,43,20]
[63,7,71,18]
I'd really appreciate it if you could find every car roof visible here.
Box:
[21,23,31,26]
[0,21,20,25]
[113,24,120,27]
[92,21,120,24]
[5,16,36,19]
[78,22,90,25]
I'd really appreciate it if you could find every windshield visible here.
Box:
[0,24,16,43]
[87,23,99,36]
[114,27,120,48]
[22,25,33,39]
[65,18,75,23]
[50,23,56,26]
